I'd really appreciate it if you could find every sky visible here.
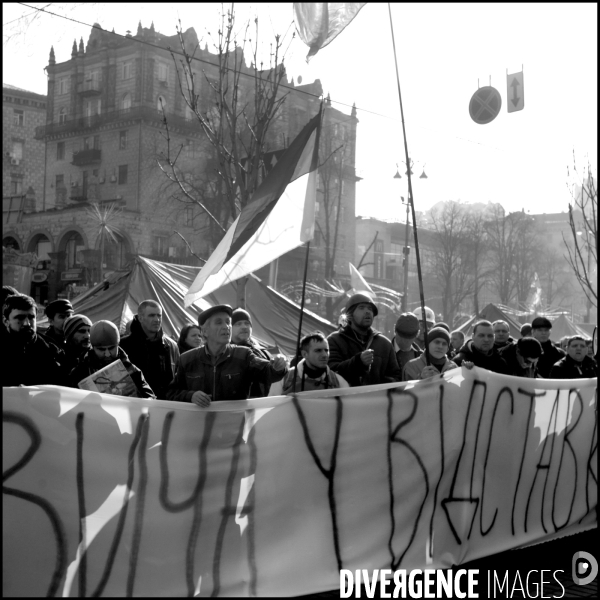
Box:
[3,2,598,220]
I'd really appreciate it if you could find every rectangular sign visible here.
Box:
[507,71,525,112]
[2,369,596,597]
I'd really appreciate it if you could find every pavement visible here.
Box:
[296,528,598,599]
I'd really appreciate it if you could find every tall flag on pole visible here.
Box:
[294,3,366,61]
[349,262,374,295]
[184,109,322,306]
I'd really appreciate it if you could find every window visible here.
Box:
[59,107,67,124]
[57,142,65,160]
[122,61,132,80]
[83,137,90,151]
[93,135,100,150]
[12,141,23,160]
[56,174,65,188]
[121,93,131,111]
[85,98,101,117]
[153,235,168,256]
[58,77,70,95]
[87,70,100,85]
[10,180,23,195]
[118,164,128,185]
[65,233,85,269]
[13,109,24,126]
[119,130,128,150]
[157,95,167,113]
[34,237,52,261]
[158,63,169,82]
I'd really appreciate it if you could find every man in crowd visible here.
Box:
[530,316,565,378]
[40,298,74,349]
[452,320,509,374]
[520,323,533,338]
[392,313,422,372]
[2,293,64,387]
[120,299,179,399]
[62,314,93,374]
[328,293,401,386]
[492,320,515,350]
[230,307,277,398]
[279,332,349,393]
[68,320,155,397]
[167,305,287,405]
[412,305,436,350]
[403,326,458,381]
[499,337,543,378]
[449,329,465,359]
[550,335,598,379]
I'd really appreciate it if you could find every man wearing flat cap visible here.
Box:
[230,307,280,398]
[327,293,401,386]
[68,320,155,398]
[530,316,565,378]
[393,312,423,373]
[167,304,288,405]
[40,298,74,349]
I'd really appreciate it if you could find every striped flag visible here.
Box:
[184,110,322,306]
[294,3,366,61]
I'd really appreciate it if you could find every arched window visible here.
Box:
[98,233,130,271]
[28,234,52,261]
[59,107,67,124]
[64,232,85,269]
[157,95,167,114]
[121,93,131,111]
[2,236,20,251]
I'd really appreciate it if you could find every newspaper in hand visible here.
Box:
[77,359,138,397]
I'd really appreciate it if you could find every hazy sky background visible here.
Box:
[3,2,597,219]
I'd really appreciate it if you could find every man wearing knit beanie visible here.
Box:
[402,327,458,381]
[62,314,93,374]
[230,307,278,398]
[68,319,155,398]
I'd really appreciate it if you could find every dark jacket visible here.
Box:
[452,340,510,375]
[327,325,401,386]
[549,355,597,379]
[62,344,89,378]
[394,339,423,373]
[494,336,516,351]
[166,344,287,402]
[498,343,540,378]
[233,339,274,398]
[2,327,65,387]
[67,347,156,398]
[39,325,67,350]
[536,340,566,379]
[120,316,179,400]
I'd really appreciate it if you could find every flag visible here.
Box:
[294,3,366,61]
[184,110,322,306]
[349,262,374,295]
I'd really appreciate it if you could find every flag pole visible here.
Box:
[292,241,312,391]
[387,3,431,366]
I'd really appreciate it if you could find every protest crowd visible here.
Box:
[2,285,597,400]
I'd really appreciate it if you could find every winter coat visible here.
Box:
[166,344,287,403]
[403,354,458,381]
[494,336,516,350]
[233,339,274,398]
[280,359,350,394]
[549,355,597,379]
[327,325,401,386]
[536,340,566,379]
[2,327,65,387]
[452,340,510,375]
[498,343,540,378]
[67,347,156,398]
[394,339,423,372]
[39,325,67,350]
[120,316,179,400]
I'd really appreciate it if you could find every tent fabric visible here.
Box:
[549,314,591,341]
[456,303,523,339]
[37,256,335,357]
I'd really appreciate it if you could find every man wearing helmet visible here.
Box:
[327,293,401,386]
[412,305,436,350]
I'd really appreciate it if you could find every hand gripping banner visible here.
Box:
[2,368,597,596]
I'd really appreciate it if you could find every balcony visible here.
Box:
[72,148,102,166]
[34,106,202,139]
[78,80,102,97]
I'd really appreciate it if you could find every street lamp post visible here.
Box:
[394,159,427,312]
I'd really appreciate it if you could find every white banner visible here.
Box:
[2,368,597,596]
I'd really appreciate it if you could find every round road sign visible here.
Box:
[469,86,502,124]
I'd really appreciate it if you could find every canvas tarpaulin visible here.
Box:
[457,303,524,339]
[549,314,591,342]
[3,369,596,596]
[36,256,335,356]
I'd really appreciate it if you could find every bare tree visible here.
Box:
[511,213,542,308]
[537,248,573,307]
[563,157,597,318]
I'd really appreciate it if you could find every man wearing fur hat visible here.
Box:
[61,314,93,375]
[327,293,401,386]
[68,320,155,398]
[230,307,279,398]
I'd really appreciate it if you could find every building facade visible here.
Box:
[2,22,358,310]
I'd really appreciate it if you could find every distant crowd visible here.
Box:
[2,285,597,404]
